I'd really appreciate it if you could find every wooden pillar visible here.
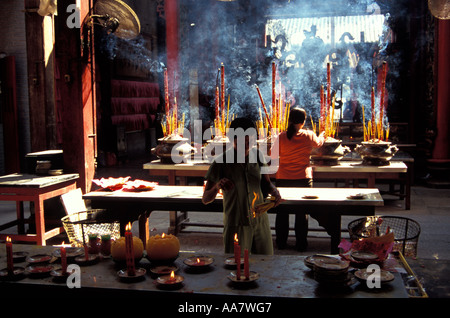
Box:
[0,56,20,173]
[432,19,450,161]
[54,0,97,193]
[24,0,57,151]
[427,18,450,187]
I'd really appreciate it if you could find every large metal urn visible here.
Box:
[152,135,196,164]
[310,138,351,165]
[202,136,231,162]
[354,141,398,166]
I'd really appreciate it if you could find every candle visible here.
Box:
[169,270,176,282]
[234,233,241,280]
[61,242,67,274]
[6,236,13,274]
[125,222,136,276]
[244,249,249,280]
[196,258,205,266]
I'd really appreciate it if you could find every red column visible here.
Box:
[431,19,450,161]
[427,18,450,187]
[165,0,179,97]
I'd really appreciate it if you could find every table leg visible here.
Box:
[367,175,376,188]
[329,214,342,254]
[16,201,25,234]
[34,199,46,246]
[138,211,152,249]
[405,174,411,210]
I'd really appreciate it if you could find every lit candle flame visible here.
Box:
[162,233,166,239]
[234,233,238,243]
[125,222,132,231]
[170,270,175,280]
[197,258,201,263]
[252,192,259,218]
[6,236,11,243]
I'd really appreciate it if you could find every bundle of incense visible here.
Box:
[252,197,276,218]
[213,64,233,136]
[362,61,390,142]
[162,68,182,137]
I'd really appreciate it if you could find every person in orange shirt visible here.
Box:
[270,107,324,251]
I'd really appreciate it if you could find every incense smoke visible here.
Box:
[98,0,412,135]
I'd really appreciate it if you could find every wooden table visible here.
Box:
[0,173,79,245]
[144,159,410,209]
[84,186,383,254]
[0,243,409,300]
[313,161,410,209]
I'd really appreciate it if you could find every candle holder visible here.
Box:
[227,270,259,284]
[117,267,146,282]
[224,256,244,268]
[50,267,71,283]
[75,254,100,266]
[0,267,25,281]
[304,254,343,270]
[26,253,52,264]
[183,256,214,273]
[156,273,184,290]
[183,256,214,268]
[12,251,29,263]
[354,268,394,285]
[313,258,351,286]
[25,264,54,278]
[149,264,179,277]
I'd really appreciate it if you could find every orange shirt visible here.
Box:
[270,129,324,180]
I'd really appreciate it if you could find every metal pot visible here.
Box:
[152,136,196,164]
[310,139,350,165]
[354,141,398,166]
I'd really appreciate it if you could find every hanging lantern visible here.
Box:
[428,0,450,19]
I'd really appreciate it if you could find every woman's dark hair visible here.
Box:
[286,107,307,140]
[229,117,256,131]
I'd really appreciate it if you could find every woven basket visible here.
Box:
[61,210,121,247]
[348,216,421,257]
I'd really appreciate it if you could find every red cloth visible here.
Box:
[111,114,150,131]
[111,97,159,115]
[111,80,159,98]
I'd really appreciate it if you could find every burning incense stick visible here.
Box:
[255,85,273,130]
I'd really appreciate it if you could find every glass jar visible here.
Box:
[100,234,112,256]
[88,234,100,254]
